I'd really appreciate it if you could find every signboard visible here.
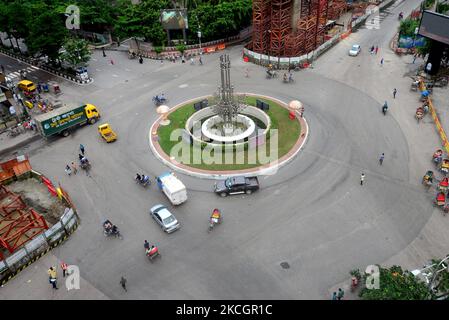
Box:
[39,105,87,136]
[0,92,6,103]
[418,10,449,45]
[160,9,188,30]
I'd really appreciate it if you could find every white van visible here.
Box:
[156,172,187,205]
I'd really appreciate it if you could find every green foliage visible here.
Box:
[189,0,252,42]
[399,19,419,37]
[424,0,435,9]
[176,44,186,54]
[436,2,449,14]
[416,38,431,58]
[350,269,362,280]
[26,8,68,61]
[60,37,91,68]
[154,46,163,55]
[115,0,170,46]
[359,265,430,300]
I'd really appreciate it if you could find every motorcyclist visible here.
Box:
[382,101,388,115]
[144,240,150,250]
[283,73,288,82]
[288,72,293,82]
[103,220,113,233]
[135,173,142,182]
[111,225,118,234]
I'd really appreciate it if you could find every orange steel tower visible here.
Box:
[252,0,347,58]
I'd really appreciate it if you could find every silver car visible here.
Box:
[349,44,361,56]
[150,204,180,233]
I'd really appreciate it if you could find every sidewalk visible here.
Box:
[0,253,109,300]
[0,129,40,158]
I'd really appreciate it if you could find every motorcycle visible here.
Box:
[135,174,151,187]
[103,220,123,239]
[152,94,167,106]
[382,103,388,116]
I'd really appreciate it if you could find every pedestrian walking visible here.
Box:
[412,54,417,64]
[332,292,337,300]
[102,48,106,57]
[375,46,379,55]
[1,64,4,73]
[245,68,249,78]
[78,154,83,161]
[139,56,143,64]
[380,58,384,66]
[71,162,78,175]
[181,56,185,64]
[60,261,69,277]
[47,267,58,290]
[199,56,203,65]
[110,58,114,65]
[393,88,397,99]
[80,144,85,155]
[337,288,344,300]
[370,45,374,54]
[13,92,18,103]
[65,165,72,176]
[190,57,195,65]
[360,173,365,186]
[379,153,385,165]
[120,276,127,292]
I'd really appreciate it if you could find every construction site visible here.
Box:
[249,0,384,58]
[0,156,78,283]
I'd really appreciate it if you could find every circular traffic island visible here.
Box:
[150,94,308,178]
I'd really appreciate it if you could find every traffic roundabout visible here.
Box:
[149,93,309,178]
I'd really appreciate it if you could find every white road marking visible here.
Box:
[112,74,118,77]
[6,64,12,68]
[96,69,101,71]
[179,84,188,88]
[92,58,97,61]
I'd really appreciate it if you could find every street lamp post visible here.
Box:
[412,255,449,299]
[197,25,202,53]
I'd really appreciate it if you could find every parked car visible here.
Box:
[214,176,260,197]
[149,204,180,233]
[349,44,361,56]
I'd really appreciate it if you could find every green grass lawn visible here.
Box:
[157,96,301,171]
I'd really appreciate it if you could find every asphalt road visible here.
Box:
[1,0,443,299]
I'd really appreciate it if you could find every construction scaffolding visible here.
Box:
[0,185,49,260]
[252,0,347,58]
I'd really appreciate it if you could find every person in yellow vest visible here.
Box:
[47,266,58,289]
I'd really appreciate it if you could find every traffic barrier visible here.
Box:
[420,80,449,154]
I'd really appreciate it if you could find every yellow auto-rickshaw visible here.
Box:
[18,80,36,93]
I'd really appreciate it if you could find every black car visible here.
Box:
[214,176,259,197]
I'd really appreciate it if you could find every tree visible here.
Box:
[358,265,431,300]
[26,9,68,62]
[7,1,32,54]
[115,0,170,46]
[0,2,14,48]
[399,18,419,37]
[60,37,91,68]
